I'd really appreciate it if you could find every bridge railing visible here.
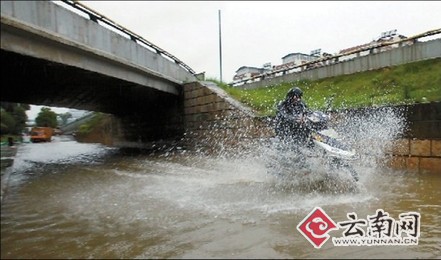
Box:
[58,0,196,75]
[230,28,441,86]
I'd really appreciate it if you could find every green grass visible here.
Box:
[212,58,441,116]
[77,112,106,134]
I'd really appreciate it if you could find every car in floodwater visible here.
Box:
[30,127,53,143]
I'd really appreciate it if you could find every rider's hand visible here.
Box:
[295,114,303,123]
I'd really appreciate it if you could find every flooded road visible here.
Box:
[1,136,440,259]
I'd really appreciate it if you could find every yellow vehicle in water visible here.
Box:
[30,127,53,143]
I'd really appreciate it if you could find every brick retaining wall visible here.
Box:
[387,139,441,173]
[182,81,272,153]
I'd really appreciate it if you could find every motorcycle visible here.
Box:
[304,111,359,182]
[266,110,360,192]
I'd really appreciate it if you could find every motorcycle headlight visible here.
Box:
[312,133,323,142]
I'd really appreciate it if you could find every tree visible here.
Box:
[11,105,27,134]
[58,112,72,126]
[0,109,15,135]
[35,107,58,128]
[0,102,29,135]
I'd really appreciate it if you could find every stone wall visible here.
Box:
[182,81,273,153]
[385,102,441,173]
[387,139,441,173]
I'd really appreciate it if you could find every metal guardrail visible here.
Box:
[231,28,441,86]
[58,0,196,75]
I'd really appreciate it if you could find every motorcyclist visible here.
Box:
[274,87,310,145]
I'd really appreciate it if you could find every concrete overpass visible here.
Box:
[1,0,197,116]
[1,0,202,146]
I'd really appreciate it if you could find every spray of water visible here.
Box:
[184,105,408,196]
[80,104,407,220]
[2,105,408,225]
[333,106,408,169]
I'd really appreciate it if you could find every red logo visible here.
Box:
[297,207,338,248]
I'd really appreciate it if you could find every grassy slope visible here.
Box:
[216,58,441,116]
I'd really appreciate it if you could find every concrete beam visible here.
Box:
[1,15,180,95]
[1,1,197,95]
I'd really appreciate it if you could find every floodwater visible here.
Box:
[1,134,440,259]
[1,135,441,259]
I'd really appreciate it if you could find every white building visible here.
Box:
[339,30,413,61]
[271,53,319,71]
[282,52,318,65]
[233,66,266,81]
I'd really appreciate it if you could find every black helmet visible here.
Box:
[286,87,303,99]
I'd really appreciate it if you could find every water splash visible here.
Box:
[333,106,407,169]
[3,105,408,222]
[92,104,408,216]
[184,105,408,196]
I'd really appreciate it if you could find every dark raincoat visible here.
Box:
[274,96,309,144]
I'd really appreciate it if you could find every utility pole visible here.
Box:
[218,9,223,83]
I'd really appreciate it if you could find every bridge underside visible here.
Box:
[1,49,185,145]
[1,49,180,116]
